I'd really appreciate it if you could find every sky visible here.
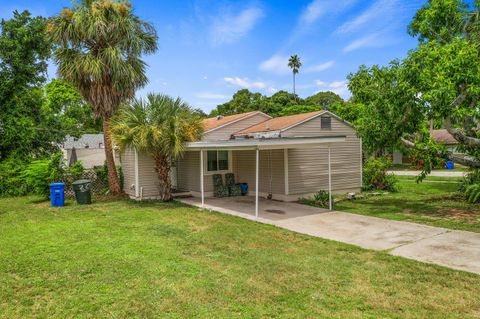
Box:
[1,0,426,113]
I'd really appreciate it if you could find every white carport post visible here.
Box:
[200,150,204,206]
[328,144,332,210]
[255,147,259,218]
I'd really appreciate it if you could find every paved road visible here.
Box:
[388,170,465,177]
[182,198,480,275]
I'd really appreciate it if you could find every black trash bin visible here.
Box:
[72,179,92,204]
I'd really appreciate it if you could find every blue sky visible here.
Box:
[2,0,425,113]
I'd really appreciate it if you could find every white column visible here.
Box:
[200,150,204,206]
[255,148,259,218]
[328,145,332,210]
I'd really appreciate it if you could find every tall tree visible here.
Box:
[48,0,158,194]
[348,0,480,170]
[0,11,55,160]
[110,94,203,201]
[288,55,302,96]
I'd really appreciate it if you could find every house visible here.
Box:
[62,134,108,168]
[120,110,362,215]
[392,129,461,164]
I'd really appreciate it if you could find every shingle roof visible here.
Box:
[203,111,265,132]
[235,111,325,135]
[432,129,458,144]
[63,134,105,149]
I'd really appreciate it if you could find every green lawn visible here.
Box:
[0,197,479,318]
[335,176,480,232]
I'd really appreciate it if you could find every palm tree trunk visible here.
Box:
[102,118,121,195]
[293,72,296,96]
[154,154,172,201]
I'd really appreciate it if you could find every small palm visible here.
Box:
[111,94,203,201]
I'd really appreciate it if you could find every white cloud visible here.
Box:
[195,92,229,100]
[299,0,357,26]
[336,0,398,34]
[224,77,267,89]
[210,6,263,45]
[343,33,381,52]
[259,55,291,75]
[306,60,335,73]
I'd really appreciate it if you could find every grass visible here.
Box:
[335,176,480,232]
[389,163,467,172]
[0,197,480,318]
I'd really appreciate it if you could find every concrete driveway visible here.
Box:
[180,197,480,275]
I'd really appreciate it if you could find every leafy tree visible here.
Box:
[305,91,343,109]
[211,89,265,116]
[48,0,158,194]
[348,0,480,170]
[288,54,302,96]
[279,104,321,116]
[0,11,54,160]
[111,94,203,201]
[43,79,102,135]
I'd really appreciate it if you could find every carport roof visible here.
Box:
[185,136,346,150]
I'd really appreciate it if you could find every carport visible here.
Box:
[185,136,346,218]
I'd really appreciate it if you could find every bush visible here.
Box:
[22,152,66,198]
[299,190,333,209]
[465,183,480,203]
[459,169,480,192]
[362,157,398,192]
[0,156,29,197]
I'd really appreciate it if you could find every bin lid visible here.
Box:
[50,182,65,187]
[72,179,91,185]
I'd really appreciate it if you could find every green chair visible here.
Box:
[225,173,242,196]
[212,174,229,198]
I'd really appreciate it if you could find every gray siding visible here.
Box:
[283,115,362,195]
[202,113,270,141]
[120,147,136,197]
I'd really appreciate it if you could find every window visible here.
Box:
[321,116,331,130]
[207,150,230,172]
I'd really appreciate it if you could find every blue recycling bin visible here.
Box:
[50,182,65,207]
[240,183,248,196]
[446,161,455,170]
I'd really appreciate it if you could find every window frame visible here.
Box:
[204,150,232,175]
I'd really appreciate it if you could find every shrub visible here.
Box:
[362,157,398,192]
[0,156,29,197]
[67,161,85,180]
[299,190,332,209]
[465,183,480,203]
[22,153,66,198]
[459,169,480,192]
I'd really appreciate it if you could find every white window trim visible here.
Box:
[203,150,233,175]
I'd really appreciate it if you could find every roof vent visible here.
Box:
[216,115,224,120]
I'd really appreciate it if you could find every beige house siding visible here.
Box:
[176,149,285,197]
[283,115,362,196]
[202,113,270,141]
[137,152,161,198]
[121,148,136,197]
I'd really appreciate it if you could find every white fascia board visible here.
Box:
[186,136,346,151]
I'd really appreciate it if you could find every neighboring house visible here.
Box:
[121,110,362,205]
[62,134,108,168]
[392,129,461,164]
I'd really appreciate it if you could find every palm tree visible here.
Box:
[48,0,158,194]
[288,55,302,96]
[110,94,203,201]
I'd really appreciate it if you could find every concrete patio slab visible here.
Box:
[391,230,480,274]
[274,212,448,250]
